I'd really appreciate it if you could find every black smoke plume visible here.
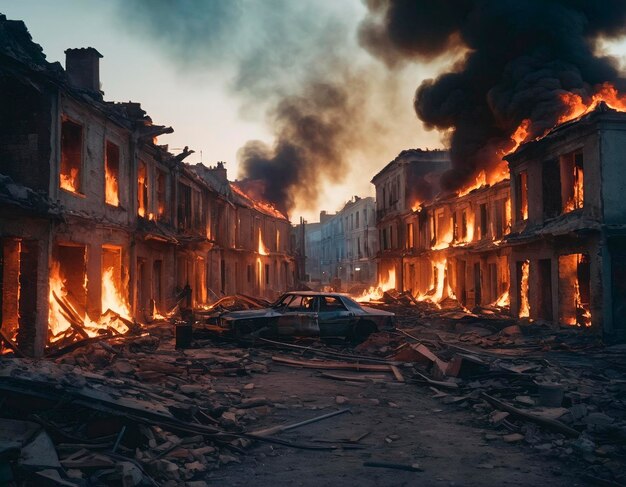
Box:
[360,0,626,191]
[116,0,408,216]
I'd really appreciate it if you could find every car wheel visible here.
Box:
[350,321,377,345]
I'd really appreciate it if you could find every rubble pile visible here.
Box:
[0,327,275,486]
[357,310,626,485]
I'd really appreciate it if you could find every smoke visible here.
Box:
[116,0,421,216]
[360,0,626,191]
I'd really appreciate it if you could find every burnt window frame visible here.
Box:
[60,117,84,195]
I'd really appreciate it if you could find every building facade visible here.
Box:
[372,106,626,341]
[0,16,295,356]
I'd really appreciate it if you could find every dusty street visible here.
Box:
[212,364,584,487]
[3,300,624,486]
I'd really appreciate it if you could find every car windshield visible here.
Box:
[272,294,316,311]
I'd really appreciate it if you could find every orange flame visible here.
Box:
[564,163,584,213]
[105,165,119,206]
[356,268,396,302]
[60,168,80,193]
[519,260,530,318]
[493,289,510,307]
[258,228,269,256]
[48,263,129,344]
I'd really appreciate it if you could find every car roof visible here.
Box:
[282,291,350,298]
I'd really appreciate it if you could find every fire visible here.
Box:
[356,268,396,302]
[465,209,475,243]
[432,225,454,250]
[48,263,129,344]
[411,201,422,212]
[458,171,487,197]
[519,260,530,318]
[258,228,269,256]
[60,168,79,193]
[564,162,584,213]
[573,279,592,327]
[105,164,119,206]
[493,289,510,307]
[101,267,131,319]
[505,197,512,231]
[557,83,626,125]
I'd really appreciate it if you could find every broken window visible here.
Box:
[406,223,414,249]
[558,253,591,326]
[452,212,458,242]
[156,170,167,221]
[355,211,359,229]
[105,141,120,206]
[516,171,528,221]
[542,159,561,219]
[137,161,148,217]
[479,203,488,240]
[102,246,129,317]
[461,210,468,241]
[494,199,507,239]
[561,151,584,212]
[49,244,88,343]
[178,183,192,231]
[60,119,83,193]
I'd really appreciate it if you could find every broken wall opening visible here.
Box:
[1,239,38,355]
[538,259,553,321]
[561,151,584,213]
[49,244,87,344]
[516,170,528,221]
[543,159,561,219]
[105,141,120,207]
[558,253,591,327]
[60,119,83,193]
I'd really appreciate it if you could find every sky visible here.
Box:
[0,0,449,222]
[3,1,625,223]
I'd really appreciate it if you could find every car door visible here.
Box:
[317,296,357,337]
[276,295,320,336]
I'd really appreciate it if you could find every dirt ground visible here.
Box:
[206,363,587,487]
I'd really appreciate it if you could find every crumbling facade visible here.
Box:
[374,107,626,341]
[0,16,295,356]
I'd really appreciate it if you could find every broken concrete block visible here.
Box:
[445,353,489,378]
[19,430,61,469]
[502,433,525,443]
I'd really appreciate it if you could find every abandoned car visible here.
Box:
[218,291,395,342]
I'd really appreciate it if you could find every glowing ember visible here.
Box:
[258,228,269,256]
[105,165,119,206]
[356,268,396,302]
[519,260,530,318]
[60,168,80,193]
[494,289,510,307]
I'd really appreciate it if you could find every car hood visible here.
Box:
[359,306,394,316]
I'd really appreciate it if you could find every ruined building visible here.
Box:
[374,107,626,342]
[0,16,295,356]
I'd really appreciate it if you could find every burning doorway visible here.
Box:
[558,253,591,327]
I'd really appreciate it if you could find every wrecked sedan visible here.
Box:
[218,291,395,343]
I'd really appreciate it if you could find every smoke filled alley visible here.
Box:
[1,3,626,487]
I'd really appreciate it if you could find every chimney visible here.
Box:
[208,161,228,183]
[65,47,102,93]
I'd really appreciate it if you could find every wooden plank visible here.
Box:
[481,392,579,438]
[272,355,394,372]
[390,365,405,383]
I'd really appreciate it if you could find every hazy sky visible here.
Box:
[0,0,452,221]
[3,1,625,222]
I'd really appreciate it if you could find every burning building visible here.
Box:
[373,105,626,341]
[0,15,295,356]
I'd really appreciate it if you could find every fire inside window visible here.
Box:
[406,223,414,248]
[561,151,584,213]
[516,170,529,221]
[105,141,120,207]
[156,170,167,220]
[137,160,148,216]
[60,119,83,193]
